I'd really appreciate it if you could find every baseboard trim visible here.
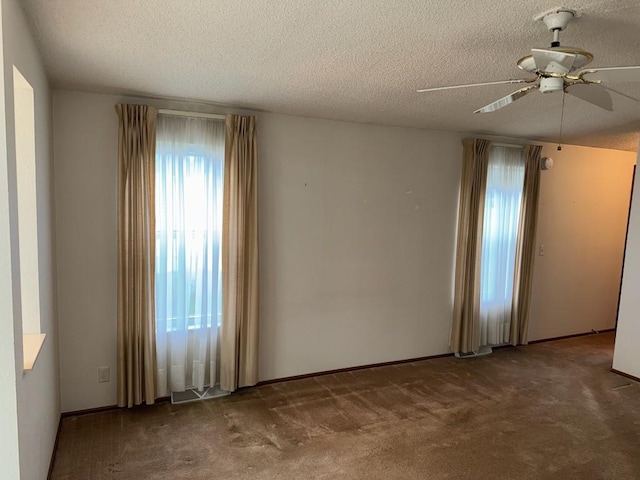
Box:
[55,331,617,415]
[256,330,617,387]
[611,368,640,383]
[255,352,454,387]
[60,396,171,419]
[60,404,119,419]
[528,328,615,345]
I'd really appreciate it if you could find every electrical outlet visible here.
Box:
[539,244,545,256]
[98,366,110,383]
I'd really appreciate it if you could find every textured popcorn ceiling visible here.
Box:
[22,0,640,150]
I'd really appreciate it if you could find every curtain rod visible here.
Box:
[492,142,525,149]
[158,109,226,120]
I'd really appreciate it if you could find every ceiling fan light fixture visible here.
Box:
[553,48,592,70]
[518,48,593,74]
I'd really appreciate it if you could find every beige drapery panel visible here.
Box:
[509,145,542,345]
[451,139,491,354]
[220,115,259,392]
[115,104,158,408]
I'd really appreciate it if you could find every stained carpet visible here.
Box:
[51,333,640,479]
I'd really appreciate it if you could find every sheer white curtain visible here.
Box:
[155,115,224,397]
[479,146,525,346]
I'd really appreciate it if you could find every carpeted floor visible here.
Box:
[51,333,640,479]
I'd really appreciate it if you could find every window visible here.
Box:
[155,115,224,332]
[479,145,525,346]
[155,113,225,396]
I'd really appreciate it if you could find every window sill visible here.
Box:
[23,333,46,372]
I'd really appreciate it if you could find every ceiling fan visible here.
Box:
[417,7,640,113]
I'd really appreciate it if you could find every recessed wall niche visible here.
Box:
[13,66,41,340]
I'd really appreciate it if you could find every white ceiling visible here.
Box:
[21,0,640,151]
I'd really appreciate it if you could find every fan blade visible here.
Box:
[565,83,613,111]
[580,66,640,83]
[601,85,640,104]
[531,48,576,72]
[474,85,539,113]
[417,79,530,93]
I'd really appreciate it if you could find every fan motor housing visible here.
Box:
[539,76,564,93]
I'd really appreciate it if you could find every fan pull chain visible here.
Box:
[557,91,566,151]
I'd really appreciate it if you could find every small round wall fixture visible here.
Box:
[541,157,554,170]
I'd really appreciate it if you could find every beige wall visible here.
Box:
[528,143,636,341]
[613,148,640,378]
[1,0,60,478]
[52,88,635,411]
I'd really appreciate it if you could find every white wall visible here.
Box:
[528,143,636,341]
[52,88,635,411]
[53,91,120,412]
[0,1,21,477]
[258,113,463,380]
[2,0,60,478]
[613,148,640,378]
